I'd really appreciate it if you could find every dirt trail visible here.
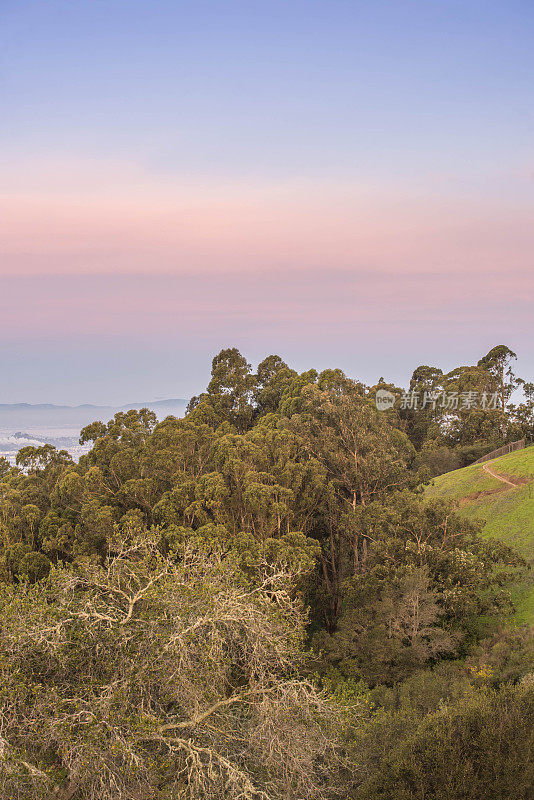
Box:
[482,462,521,487]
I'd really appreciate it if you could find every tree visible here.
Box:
[0,537,345,800]
[477,345,519,413]
[405,365,445,448]
[356,681,534,800]
[284,378,414,629]
[312,493,522,684]
[254,354,297,415]
[190,348,258,432]
[510,380,534,440]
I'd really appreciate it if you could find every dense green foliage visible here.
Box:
[355,672,534,800]
[0,346,532,798]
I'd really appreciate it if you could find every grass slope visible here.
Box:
[426,447,534,624]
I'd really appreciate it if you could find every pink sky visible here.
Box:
[2,0,533,402]
[1,156,532,403]
[2,157,534,278]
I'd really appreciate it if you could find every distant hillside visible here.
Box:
[0,399,187,429]
[0,399,186,412]
[0,399,188,464]
[426,447,534,623]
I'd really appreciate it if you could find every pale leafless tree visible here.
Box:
[0,536,348,800]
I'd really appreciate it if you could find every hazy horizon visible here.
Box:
[0,339,531,408]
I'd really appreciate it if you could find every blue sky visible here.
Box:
[4,0,533,178]
[1,0,533,403]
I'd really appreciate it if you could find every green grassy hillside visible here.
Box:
[426,447,534,624]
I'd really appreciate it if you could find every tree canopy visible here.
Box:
[0,345,532,799]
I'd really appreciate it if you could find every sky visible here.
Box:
[1,0,533,404]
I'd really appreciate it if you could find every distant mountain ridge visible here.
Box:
[0,399,188,464]
[0,399,186,411]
